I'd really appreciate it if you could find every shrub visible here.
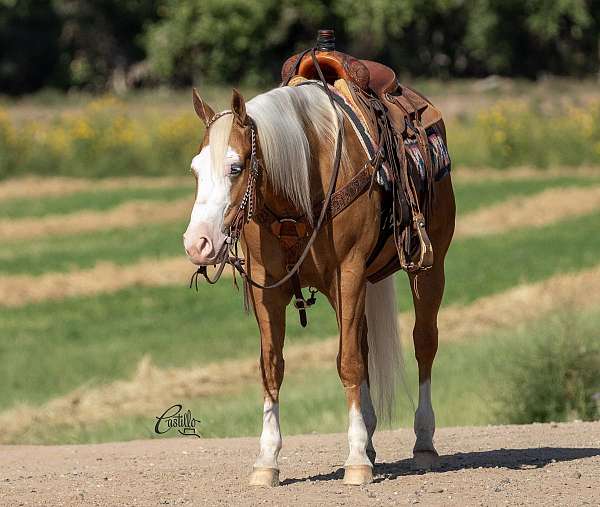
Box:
[451,100,600,169]
[495,312,600,424]
[1,94,600,179]
[0,107,20,178]
[0,96,202,179]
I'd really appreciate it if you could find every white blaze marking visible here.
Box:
[254,398,282,469]
[345,403,372,467]
[187,146,240,230]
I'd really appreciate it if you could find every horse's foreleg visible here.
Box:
[248,286,288,487]
[409,263,445,469]
[334,271,373,485]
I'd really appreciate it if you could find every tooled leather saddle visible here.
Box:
[280,30,450,281]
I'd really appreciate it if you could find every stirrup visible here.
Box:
[399,213,434,272]
[414,213,434,270]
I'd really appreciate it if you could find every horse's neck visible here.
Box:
[260,117,361,219]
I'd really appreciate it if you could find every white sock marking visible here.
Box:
[345,403,372,467]
[414,380,436,451]
[254,398,282,469]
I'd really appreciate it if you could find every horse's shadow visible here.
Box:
[281,447,600,485]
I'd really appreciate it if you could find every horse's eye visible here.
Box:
[229,164,243,176]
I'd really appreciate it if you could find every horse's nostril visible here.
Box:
[197,237,214,256]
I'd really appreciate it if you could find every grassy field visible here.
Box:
[0,167,599,444]
[16,307,599,445]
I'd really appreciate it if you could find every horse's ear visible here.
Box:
[231,89,247,124]
[192,88,215,126]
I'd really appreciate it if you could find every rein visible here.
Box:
[193,49,345,313]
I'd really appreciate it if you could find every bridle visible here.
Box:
[202,111,262,244]
[191,111,265,287]
[191,49,345,308]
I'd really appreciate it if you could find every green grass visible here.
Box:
[453,177,600,214]
[1,211,598,409]
[15,307,598,445]
[0,283,339,409]
[444,211,600,307]
[0,185,190,219]
[0,221,186,275]
[1,173,600,446]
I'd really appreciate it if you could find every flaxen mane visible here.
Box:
[209,85,342,220]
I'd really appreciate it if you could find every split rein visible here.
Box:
[190,49,344,297]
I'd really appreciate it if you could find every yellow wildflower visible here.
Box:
[70,118,95,140]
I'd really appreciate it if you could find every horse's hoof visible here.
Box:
[413,450,439,470]
[249,467,279,487]
[367,449,377,467]
[343,465,373,485]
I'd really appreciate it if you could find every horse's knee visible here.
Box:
[260,350,285,396]
[337,351,367,389]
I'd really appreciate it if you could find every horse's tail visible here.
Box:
[365,275,402,424]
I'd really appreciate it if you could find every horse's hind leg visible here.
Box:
[409,264,444,468]
[409,176,455,469]
[247,286,288,487]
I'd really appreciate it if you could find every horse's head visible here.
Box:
[183,88,255,266]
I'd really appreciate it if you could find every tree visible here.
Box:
[0,0,61,93]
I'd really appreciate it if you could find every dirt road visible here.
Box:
[1,422,598,506]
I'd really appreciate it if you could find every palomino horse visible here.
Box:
[183,83,455,486]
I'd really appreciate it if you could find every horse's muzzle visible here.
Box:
[183,229,228,266]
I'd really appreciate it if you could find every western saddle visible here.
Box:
[280,30,449,283]
[282,48,442,134]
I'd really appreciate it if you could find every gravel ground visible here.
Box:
[1,422,599,506]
